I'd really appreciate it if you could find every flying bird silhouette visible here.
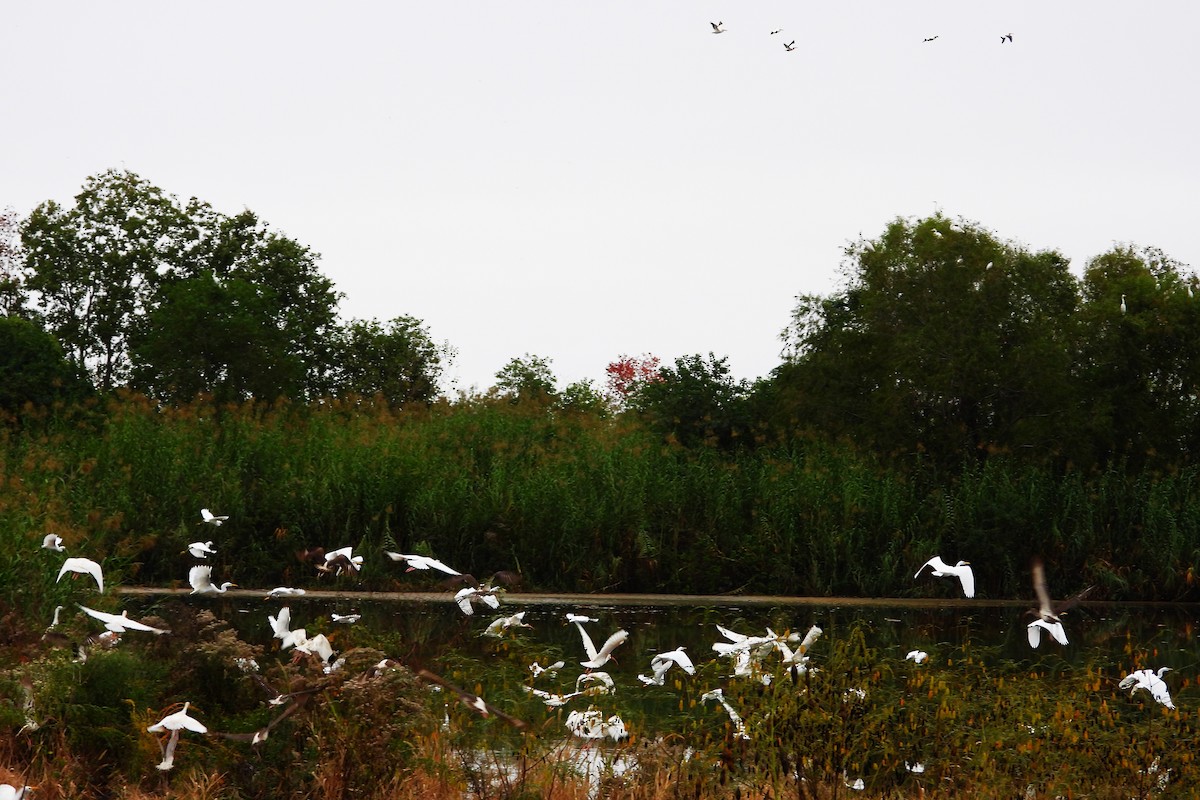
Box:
[783,41,796,51]
[1002,33,1013,43]
[710,21,725,34]
[923,35,939,42]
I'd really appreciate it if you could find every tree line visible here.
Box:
[3,169,1199,475]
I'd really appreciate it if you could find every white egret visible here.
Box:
[906,762,926,774]
[57,556,104,592]
[269,607,291,640]
[330,612,361,624]
[565,707,628,740]
[576,671,616,695]
[384,551,462,576]
[1120,668,1175,709]
[186,540,217,558]
[319,545,364,576]
[0,783,35,799]
[454,585,501,615]
[1027,618,1068,647]
[1120,294,1127,314]
[200,508,228,526]
[529,659,565,679]
[575,622,629,669]
[906,650,929,664]
[189,565,236,594]
[266,586,305,598]
[42,533,65,552]
[148,702,208,733]
[701,688,749,739]
[46,605,64,631]
[710,21,725,34]
[914,556,975,598]
[640,646,695,685]
[79,604,170,635]
[565,613,598,624]
[522,686,583,707]
[482,611,531,638]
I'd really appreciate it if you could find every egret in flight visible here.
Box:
[42,533,65,552]
[914,556,975,598]
[385,551,461,576]
[454,585,502,615]
[79,604,170,635]
[483,611,532,638]
[57,556,104,592]
[575,622,629,669]
[148,702,208,733]
[189,565,236,595]
[186,540,216,558]
[200,508,229,526]
[330,612,361,624]
[1120,667,1175,709]
[1027,618,1068,647]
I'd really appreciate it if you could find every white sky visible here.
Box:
[3,2,1197,393]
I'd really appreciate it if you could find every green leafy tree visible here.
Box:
[630,352,752,448]
[1075,245,1200,465]
[129,207,342,402]
[772,216,1079,464]
[0,207,26,316]
[330,316,451,405]
[493,354,557,403]
[0,316,88,412]
[21,169,191,390]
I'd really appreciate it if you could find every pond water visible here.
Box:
[123,588,1200,727]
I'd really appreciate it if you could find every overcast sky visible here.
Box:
[4,2,1197,393]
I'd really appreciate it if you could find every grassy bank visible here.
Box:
[2,395,1199,618]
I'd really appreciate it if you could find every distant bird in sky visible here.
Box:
[42,533,65,552]
[923,35,938,42]
[710,21,725,34]
[914,556,975,598]
[783,40,796,51]
[189,564,236,595]
[186,540,216,559]
[770,28,783,35]
[57,556,104,592]
[1002,33,1013,43]
[200,508,228,526]
[385,551,461,575]
[79,604,170,635]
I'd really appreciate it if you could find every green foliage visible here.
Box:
[329,315,450,405]
[493,353,557,403]
[629,353,752,449]
[0,316,89,412]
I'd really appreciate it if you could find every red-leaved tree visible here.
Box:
[605,353,662,407]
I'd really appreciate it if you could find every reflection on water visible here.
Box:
[132,592,1200,724]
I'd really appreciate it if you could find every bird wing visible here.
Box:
[454,588,475,615]
[1047,621,1068,645]
[593,629,629,661]
[574,621,598,660]
[957,564,976,598]
[189,565,212,591]
[269,607,291,638]
[1031,558,1055,618]
[60,558,104,592]
[1026,620,1044,648]
[914,556,946,578]
[201,508,214,522]
[715,624,748,643]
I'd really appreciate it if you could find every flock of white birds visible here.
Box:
[16,510,1179,796]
